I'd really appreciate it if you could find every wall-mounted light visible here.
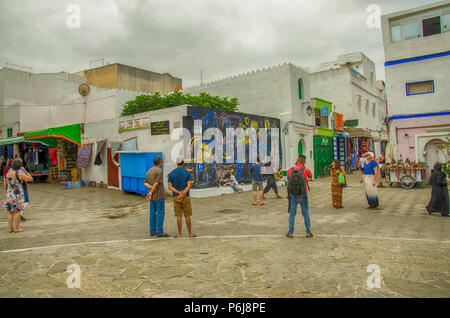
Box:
[283,126,289,135]
[306,105,313,117]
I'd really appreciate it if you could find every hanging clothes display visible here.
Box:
[94,139,107,166]
[76,144,93,168]
[49,148,58,166]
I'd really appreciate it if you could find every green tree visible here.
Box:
[121,91,239,116]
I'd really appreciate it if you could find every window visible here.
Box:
[365,99,369,114]
[357,95,362,112]
[314,109,321,127]
[372,103,376,117]
[391,25,401,42]
[404,21,422,40]
[423,16,441,37]
[406,81,434,96]
[314,109,328,128]
[7,128,12,138]
[442,14,450,33]
[298,79,303,100]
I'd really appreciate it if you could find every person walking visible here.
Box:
[358,153,367,174]
[168,157,197,238]
[286,155,313,238]
[250,160,264,205]
[360,152,379,209]
[262,160,282,199]
[144,157,169,237]
[426,162,449,217]
[330,159,345,209]
[4,158,33,233]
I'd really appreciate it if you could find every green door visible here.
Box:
[313,136,333,178]
[298,140,303,155]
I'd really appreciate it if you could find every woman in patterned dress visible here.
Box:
[330,159,345,209]
[5,159,33,233]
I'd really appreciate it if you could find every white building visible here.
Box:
[0,67,142,136]
[381,0,450,170]
[309,52,388,156]
[184,63,317,175]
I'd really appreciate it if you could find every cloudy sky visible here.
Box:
[0,0,439,87]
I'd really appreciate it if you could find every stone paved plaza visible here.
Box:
[0,173,449,298]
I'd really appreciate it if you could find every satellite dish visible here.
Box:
[78,83,90,97]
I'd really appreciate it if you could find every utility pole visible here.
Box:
[200,71,203,85]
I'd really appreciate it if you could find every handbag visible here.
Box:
[338,169,347,188]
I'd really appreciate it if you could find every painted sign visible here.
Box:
[320,107,329,116]
[335,113,344,131]
[151,121,170,135]
[183,106,281,189]
[119,117,150,133]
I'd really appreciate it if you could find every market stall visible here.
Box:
[24,124,82,184]
[385,162,427,189]
[0,136,51,182]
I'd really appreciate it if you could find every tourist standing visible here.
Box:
[5,158,33,233]
[330,159,345,209]
[426,162,449,217]
[144,157,169,237]
[250,161,264,205]
[168,157,196,238]
[286,155,313,238]
[360,152,379,209]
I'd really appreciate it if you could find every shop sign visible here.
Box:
[320,107,329,116]
[335,113,344,131]
[151,121,170,135]
[119,117,150,133]
[344,119,359,127]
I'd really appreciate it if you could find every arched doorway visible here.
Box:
[424,139,446,174]
[298,139,304,156]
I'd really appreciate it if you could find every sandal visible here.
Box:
[157,233,169,237]
[14,229,24,233]
[286,233,293,238]
[189,234,197,238]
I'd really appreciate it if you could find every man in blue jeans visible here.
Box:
[144,157,169,237]
[286,155,313,238]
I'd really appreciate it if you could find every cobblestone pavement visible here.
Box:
[0,173,449,298]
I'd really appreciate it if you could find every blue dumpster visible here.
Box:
[120,152,163,196]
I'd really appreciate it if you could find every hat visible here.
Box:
[176,156,184,165]
[366,152,374,159]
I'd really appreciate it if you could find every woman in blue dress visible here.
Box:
[360,152,379,209]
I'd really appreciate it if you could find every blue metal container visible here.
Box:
[120,152,163,196]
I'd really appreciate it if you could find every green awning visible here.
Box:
[0,136,50,147]
[24,124,81,148]
[0,136,24,146]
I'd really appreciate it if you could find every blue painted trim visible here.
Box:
[389,111,450,121]
[385,51,450,66]
[406,80,434,96]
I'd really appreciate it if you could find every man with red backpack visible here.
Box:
[286,155,313,238]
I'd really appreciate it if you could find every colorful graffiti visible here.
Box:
[183,106,281,188]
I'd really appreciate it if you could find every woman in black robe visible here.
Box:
[426,162,449,216]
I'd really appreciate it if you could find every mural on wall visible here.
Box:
[183,106,281,189]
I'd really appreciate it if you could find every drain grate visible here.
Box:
[215,209,241,214]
